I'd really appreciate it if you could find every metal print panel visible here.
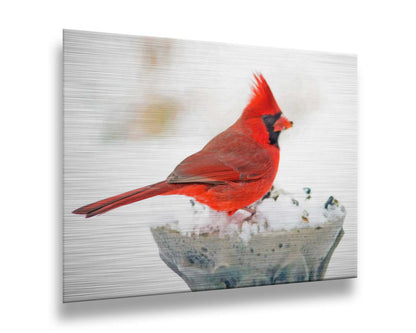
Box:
[64,29,357,302]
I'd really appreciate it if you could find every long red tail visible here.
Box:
[72,181,178,218]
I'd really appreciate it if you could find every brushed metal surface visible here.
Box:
[63,29,357,302]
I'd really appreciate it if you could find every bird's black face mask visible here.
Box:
[262,113,282,147]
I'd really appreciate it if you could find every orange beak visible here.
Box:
[273,115,293,132]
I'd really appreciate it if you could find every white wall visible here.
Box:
[1,1,415,332]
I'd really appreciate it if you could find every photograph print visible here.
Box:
[64,30,357,302]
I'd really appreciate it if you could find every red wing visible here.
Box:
[166,131,273,184]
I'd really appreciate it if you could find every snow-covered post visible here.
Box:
[151,188,345,291]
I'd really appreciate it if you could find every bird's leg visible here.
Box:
[242,206,256,215]
[241,206,257,221]
[228,207,257,228]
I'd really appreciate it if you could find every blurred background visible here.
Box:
[64,30,357,302]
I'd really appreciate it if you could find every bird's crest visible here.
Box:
[243,74,281,118]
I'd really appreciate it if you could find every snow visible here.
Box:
[256,187,345,231]
[152,187,346,243]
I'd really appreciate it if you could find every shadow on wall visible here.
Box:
[58,278,355,319]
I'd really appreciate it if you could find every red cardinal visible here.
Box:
[73,74,293,218]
